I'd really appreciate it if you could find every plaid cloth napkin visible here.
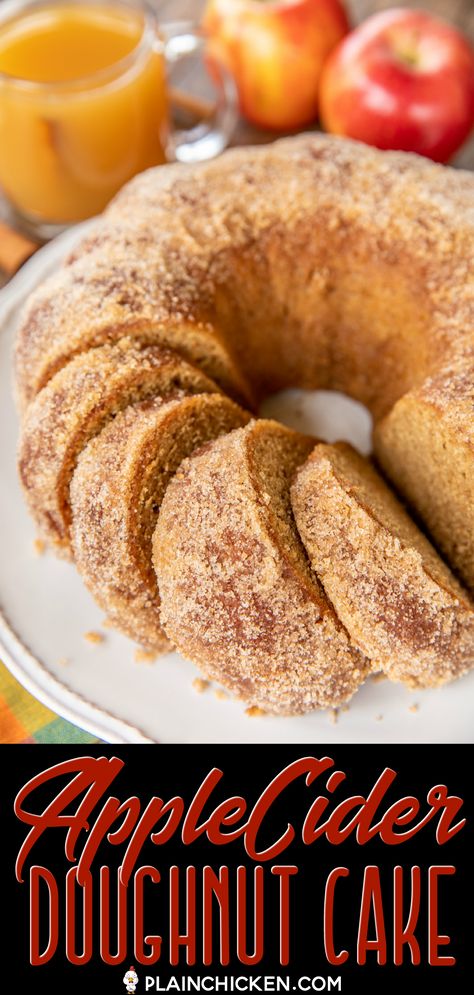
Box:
[0,661,101,743]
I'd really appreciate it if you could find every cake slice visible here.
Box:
[14,249,254,414]
[153,420,369,713]
[374,361,474,594]
[18,339,221,557]
[291,442,474,687]
[70,393,249,651]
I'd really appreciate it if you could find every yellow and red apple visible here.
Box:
[319,8,474,163]
[202,0,349,130]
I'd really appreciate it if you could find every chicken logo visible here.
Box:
[123,966,139,992]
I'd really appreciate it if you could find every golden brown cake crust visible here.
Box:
[70,393,250,651]
[291,443,474,688]
[153,420,370,714]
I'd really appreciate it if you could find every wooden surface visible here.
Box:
[1,0,473,282]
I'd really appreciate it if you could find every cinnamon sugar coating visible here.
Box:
[18,340,219,556]
[13,134,474,707]
[14,134,474,587]
[71,394,249,651]
[153,421,370,714]
[374,358,474,593]
[292,443,474,688]
[14,249,253,413]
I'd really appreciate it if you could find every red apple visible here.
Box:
[202,0,349,130]
[319,8,474,163]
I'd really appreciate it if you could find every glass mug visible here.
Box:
[0,0,237,236]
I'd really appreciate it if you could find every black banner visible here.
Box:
[2,745,472,994]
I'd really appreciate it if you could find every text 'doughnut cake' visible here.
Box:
[14,133,474,713]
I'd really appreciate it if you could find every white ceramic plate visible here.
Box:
[1,226,473,743]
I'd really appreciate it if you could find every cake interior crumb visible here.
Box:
[84,630,104,644]
[193,677,210,693]
[33,538,46,556]
[134,648,157,664]
[245,706,266,717]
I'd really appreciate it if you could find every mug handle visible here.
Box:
[160,21,238,164]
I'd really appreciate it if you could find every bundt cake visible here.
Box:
[291,442,474,688]
[153,420,369,713]
[70,393,249,650]
[14,133,474,714]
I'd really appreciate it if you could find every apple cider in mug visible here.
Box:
[0,2,168,225]
[0,0,236,234]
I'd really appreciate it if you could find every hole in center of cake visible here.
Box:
[259,389,373,456]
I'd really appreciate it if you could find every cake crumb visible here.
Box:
[192,677,210,694]
[102,617,114,629]
[214,689,228,701]
[372,672,387,683]
[245,706,266,717]
[340,703,350,713]
[375,713,384,722]
[134,648,157,664]
[84,630,104,645]
[33,538,46,556]
[328,708,339,725]
[57,656,70,667]
[408,703,419,713]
